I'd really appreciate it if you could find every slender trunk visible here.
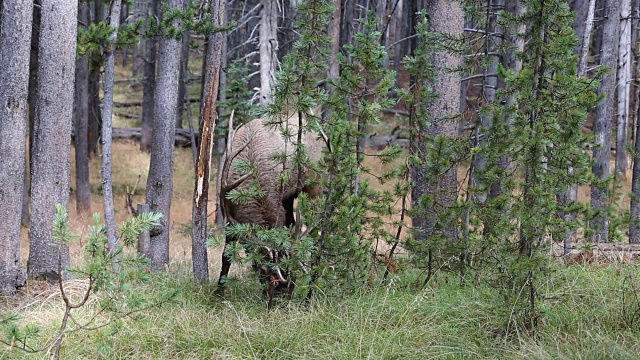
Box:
[141,0,157,151]
[28,0,77,281]
[75,2,92,216]
[559,0,595,256]
[616,0,632,176]
[630,92,640,243]
[327,0,341,86]
[24,0,41,227]
[102,0,123,271]
[259,0,278,105]
[471,0,501,204]
[576,0,596,77]
[192,0,225,283]
[0,0,33,293]
[215,2,229,231]
[591,0,622,243]
[410,0,462,243]
[146,0,183,272]
[176,29,190,129]
[88,0,104,155]
[393,0,403,89]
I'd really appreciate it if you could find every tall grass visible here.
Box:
[3,263,640,359]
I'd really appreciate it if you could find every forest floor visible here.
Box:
[2,262,640,359]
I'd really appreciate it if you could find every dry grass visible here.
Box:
[19,140,224,274]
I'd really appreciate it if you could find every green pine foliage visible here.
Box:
[0,205,177,356]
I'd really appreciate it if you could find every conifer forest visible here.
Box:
[4,0,640,358]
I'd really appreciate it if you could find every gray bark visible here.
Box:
[617,0,632,175]
[631,102,640,243]
[28,0,77,281]
[471,0,502,203]
[192,0,225,283]
[141,0,157,151]
[146,0,183,272]
[591,0,622,243]
[576,0,596,77]
[102,0,123,271]
[75,2,91,216]
[393,0,403,89]
[327,0,341,86]
[88,0,104,154]
[410,0,462,242]
[259,0,278,105]
[137,203,151,256]
[176,29,190,129]
[0,0,33,293]
[560,0,595,256]
[24,0,41,227]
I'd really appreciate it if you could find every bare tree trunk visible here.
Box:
[146,0,183,272]
[616,0,632,176]
[0,0,33,293]
[393,0,403,89]
[410,0,462,243]
[24,0,41,227]
[591,0,622,243]
[88,0,104,155]
[258,0,278,105]
[471,0,502,204]
[28,0,77,281]
[215,2,229,231]
[141,0,157,151]
[176,28,190,129]
[576,0,596,77]
[192,0,225,283]
[327,0,341,86]
[559,0,595,256]
[630,95,640,243]
[102,0,123,271]
[75,1,91,217]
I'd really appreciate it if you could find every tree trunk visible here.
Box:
[28,0,77,281]
[176,28,190,129]
[146,0,183,272]
[616,0,632,176]
[327,0,341,86]
[393,0,403,89]
[258,0,278,105]
[141,0,157,151]
[410,0,462,242]
[88,0,104,155]
[102,0,123,271]
[0,0,33,293]
[559,0,595,256]
[471,0,502,204]
[630,96,640,243]
[192,0,225,283]
[75,1,91,217]
[591,0,622,243]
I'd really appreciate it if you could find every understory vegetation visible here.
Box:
[2,263,640,359]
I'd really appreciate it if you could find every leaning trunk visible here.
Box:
[145,0,183,271]
[0,0,33,292]
[28,0,77,280]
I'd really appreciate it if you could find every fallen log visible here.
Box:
[112,127,199,148]
[114,97,200,108]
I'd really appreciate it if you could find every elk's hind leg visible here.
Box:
[217,234,237,291]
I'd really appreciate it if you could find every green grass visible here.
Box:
[3,263,640,359]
